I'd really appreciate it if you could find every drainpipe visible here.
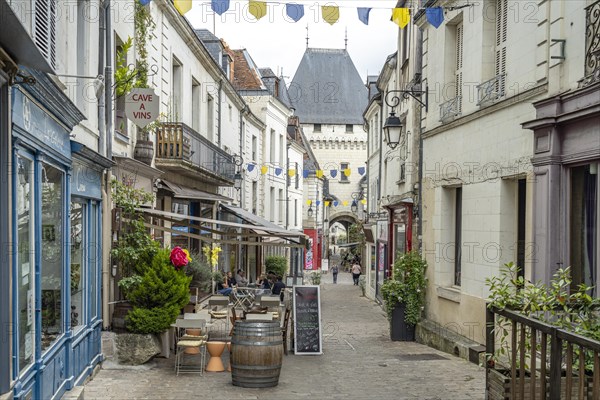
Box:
[217,80,222,146]
[98,3,106,157]
[415,27,424,252]
[102,0,113,329]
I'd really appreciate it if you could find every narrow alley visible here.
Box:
[83,274,484,400]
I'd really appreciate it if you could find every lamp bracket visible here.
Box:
[385,87,429,112]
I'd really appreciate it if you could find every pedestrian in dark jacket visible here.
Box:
[331,264,339,284]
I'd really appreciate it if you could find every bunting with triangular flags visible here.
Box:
[316,170,324,179]
[426,7,444,28]
[306,200,312,206]
[274,167,282,176]
[343,169,351,177]
[249,0,267,20]
[247,163,255,172]
[330,170,338,178]
[173,0,192,15]
[358,166,366,176]
[324,201,330,207]
[260,165,268,175]
[211,0,230,15]
[361,199,367,205]
[342,201,349,207]
[139,0,151,5]
[322,5,339,25]
[288,169,296,177]
[286,3,304,22]
[357,7,371,25]
[303,170,310,179]
[392,8,410,28]
[333,201,339,207]
[316,201,321,206]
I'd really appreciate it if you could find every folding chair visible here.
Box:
[231,287,254,311]
[174,319,207,375]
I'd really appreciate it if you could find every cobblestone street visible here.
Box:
[83,273,484,399]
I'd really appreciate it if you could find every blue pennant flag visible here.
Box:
[333,201,339,207]
[275,167,283,176]
[330,170,338,178]
[247,163,255,172]
[211,0,230,15]
[139,0,151,5]
[357,7,371,25]
[426,7,444,28]
[286,3,304,22]
[303,169,310,179]
[316,201,321,206]
[358,166,366,176]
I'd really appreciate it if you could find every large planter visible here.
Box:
[133,140,154,166]
[390,303,415,341]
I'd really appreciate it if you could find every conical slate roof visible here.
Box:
[290,48,368,125]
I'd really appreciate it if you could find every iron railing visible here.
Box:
[439,95,462,122]
[477,74,506,107]
[155,122,235,181]
[486,306,600,399]
[580,0,600,87]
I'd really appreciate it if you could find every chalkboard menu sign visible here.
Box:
[293,285,322,355]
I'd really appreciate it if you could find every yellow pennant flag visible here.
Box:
[316,170,324,178]
[288,169,296,177]
[392,8,410,28]
[342,200,349,207]
[306,200,312,206]
[260,165,268,175]
[173,0,192,15]
[324,201,330,207]
[322,5,339,25]
[344,168,351,177]
[249,1,267,20]
[361,199,367,205]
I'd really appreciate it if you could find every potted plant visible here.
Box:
[265,255,288,278]
[380,251,427,341]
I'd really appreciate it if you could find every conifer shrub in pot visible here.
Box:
[381,251,427,341]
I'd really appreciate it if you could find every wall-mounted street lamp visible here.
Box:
[307,204,314,218]
[350,192,363,215]
[234,171,243,192]
[383,86,428,149]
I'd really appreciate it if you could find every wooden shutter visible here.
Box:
[495,0,508,93]
[455,22,464,112]
[33,0,57,70]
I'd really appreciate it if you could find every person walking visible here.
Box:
[351,262,362,286]
[331,264,339,284]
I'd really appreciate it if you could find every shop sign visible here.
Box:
[125,88,160,128]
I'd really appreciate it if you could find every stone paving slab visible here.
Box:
[82,272,484,399]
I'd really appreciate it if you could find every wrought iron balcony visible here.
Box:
[476,74,506,107]
[439,95,462,122]
[155,122,235,185]
[579,0,600,88]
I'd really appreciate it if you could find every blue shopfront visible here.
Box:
[10,72,111,399]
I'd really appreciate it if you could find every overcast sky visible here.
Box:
[187,1,400,82]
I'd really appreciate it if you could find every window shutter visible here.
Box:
[33,0,57,70]
[495,0,508,79]
[455,23,464,112]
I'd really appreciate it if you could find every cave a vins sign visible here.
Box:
[125,88,160,128]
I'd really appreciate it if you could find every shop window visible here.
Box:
[16,155,35,374]
[70,201,86,330]
[90,203,99,320]
[41,162,65,352]
[570,164,598,294]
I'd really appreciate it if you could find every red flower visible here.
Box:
[170,247,189,269]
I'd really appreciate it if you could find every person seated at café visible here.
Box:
[271,275,286,302]
[217,271,235,296]
[235,269,249,287]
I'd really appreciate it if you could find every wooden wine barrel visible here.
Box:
[230,320,283,388]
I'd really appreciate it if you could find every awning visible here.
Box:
[135,207,305,248]
[158,179,232,202]
[219,204,296,234]
[337,242,361,248]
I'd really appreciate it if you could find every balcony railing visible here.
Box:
[156,122,235,182]
[486,306,600,399]
[580,0,600,87]
[439,95,462,122]
[477,74,506,107]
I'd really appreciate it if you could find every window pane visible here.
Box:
[16,155,35,373]
[41,163,64,351]
[90,203,98,319]
[70,201,85,329]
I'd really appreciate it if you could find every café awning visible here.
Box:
[135,207,305,248]
[219,204,303,239]
[157,179,232,202]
